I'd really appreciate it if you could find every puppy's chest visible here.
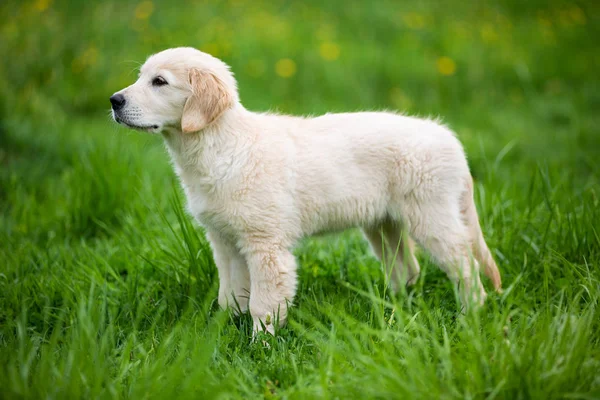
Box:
[179,174,243,240]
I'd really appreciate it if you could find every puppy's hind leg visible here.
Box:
[460,178,502,292]
[406,200,487,309]
[363,220,421,291]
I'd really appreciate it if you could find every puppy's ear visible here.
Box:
[181,68,233,133]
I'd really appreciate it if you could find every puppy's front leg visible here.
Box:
[245,244,298,335]
[206,230,250,313]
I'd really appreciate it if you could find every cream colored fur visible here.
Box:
[111,47,502,334]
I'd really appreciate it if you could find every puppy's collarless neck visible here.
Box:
[162,105,252,177]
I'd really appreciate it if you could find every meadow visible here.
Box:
[1,0,599,398]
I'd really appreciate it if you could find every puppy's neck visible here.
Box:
[162,103,252,177]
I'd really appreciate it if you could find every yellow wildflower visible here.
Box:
[436,57,456,76]
[275,59,296,78]
[135,1,154,20]
[319,42,340,61]
[34,0,51,12]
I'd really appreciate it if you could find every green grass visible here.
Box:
[1,0,599,398]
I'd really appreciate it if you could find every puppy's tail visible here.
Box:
[461,177,502,292]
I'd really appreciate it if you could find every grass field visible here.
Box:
[1,0,599,398]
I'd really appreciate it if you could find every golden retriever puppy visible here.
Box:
[111,47,501,334]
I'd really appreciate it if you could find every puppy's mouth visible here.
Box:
[114,116,160,132]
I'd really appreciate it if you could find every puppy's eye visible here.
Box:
[152,76,168,86]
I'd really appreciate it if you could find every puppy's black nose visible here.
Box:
[110,93,126,111]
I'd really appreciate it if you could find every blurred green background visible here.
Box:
[1,0,599,399]
[2,0,599,178]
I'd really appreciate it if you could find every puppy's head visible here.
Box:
[110,47,237,134]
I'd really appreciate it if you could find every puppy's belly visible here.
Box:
[298,196,389,236]
[294,163,394,235]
